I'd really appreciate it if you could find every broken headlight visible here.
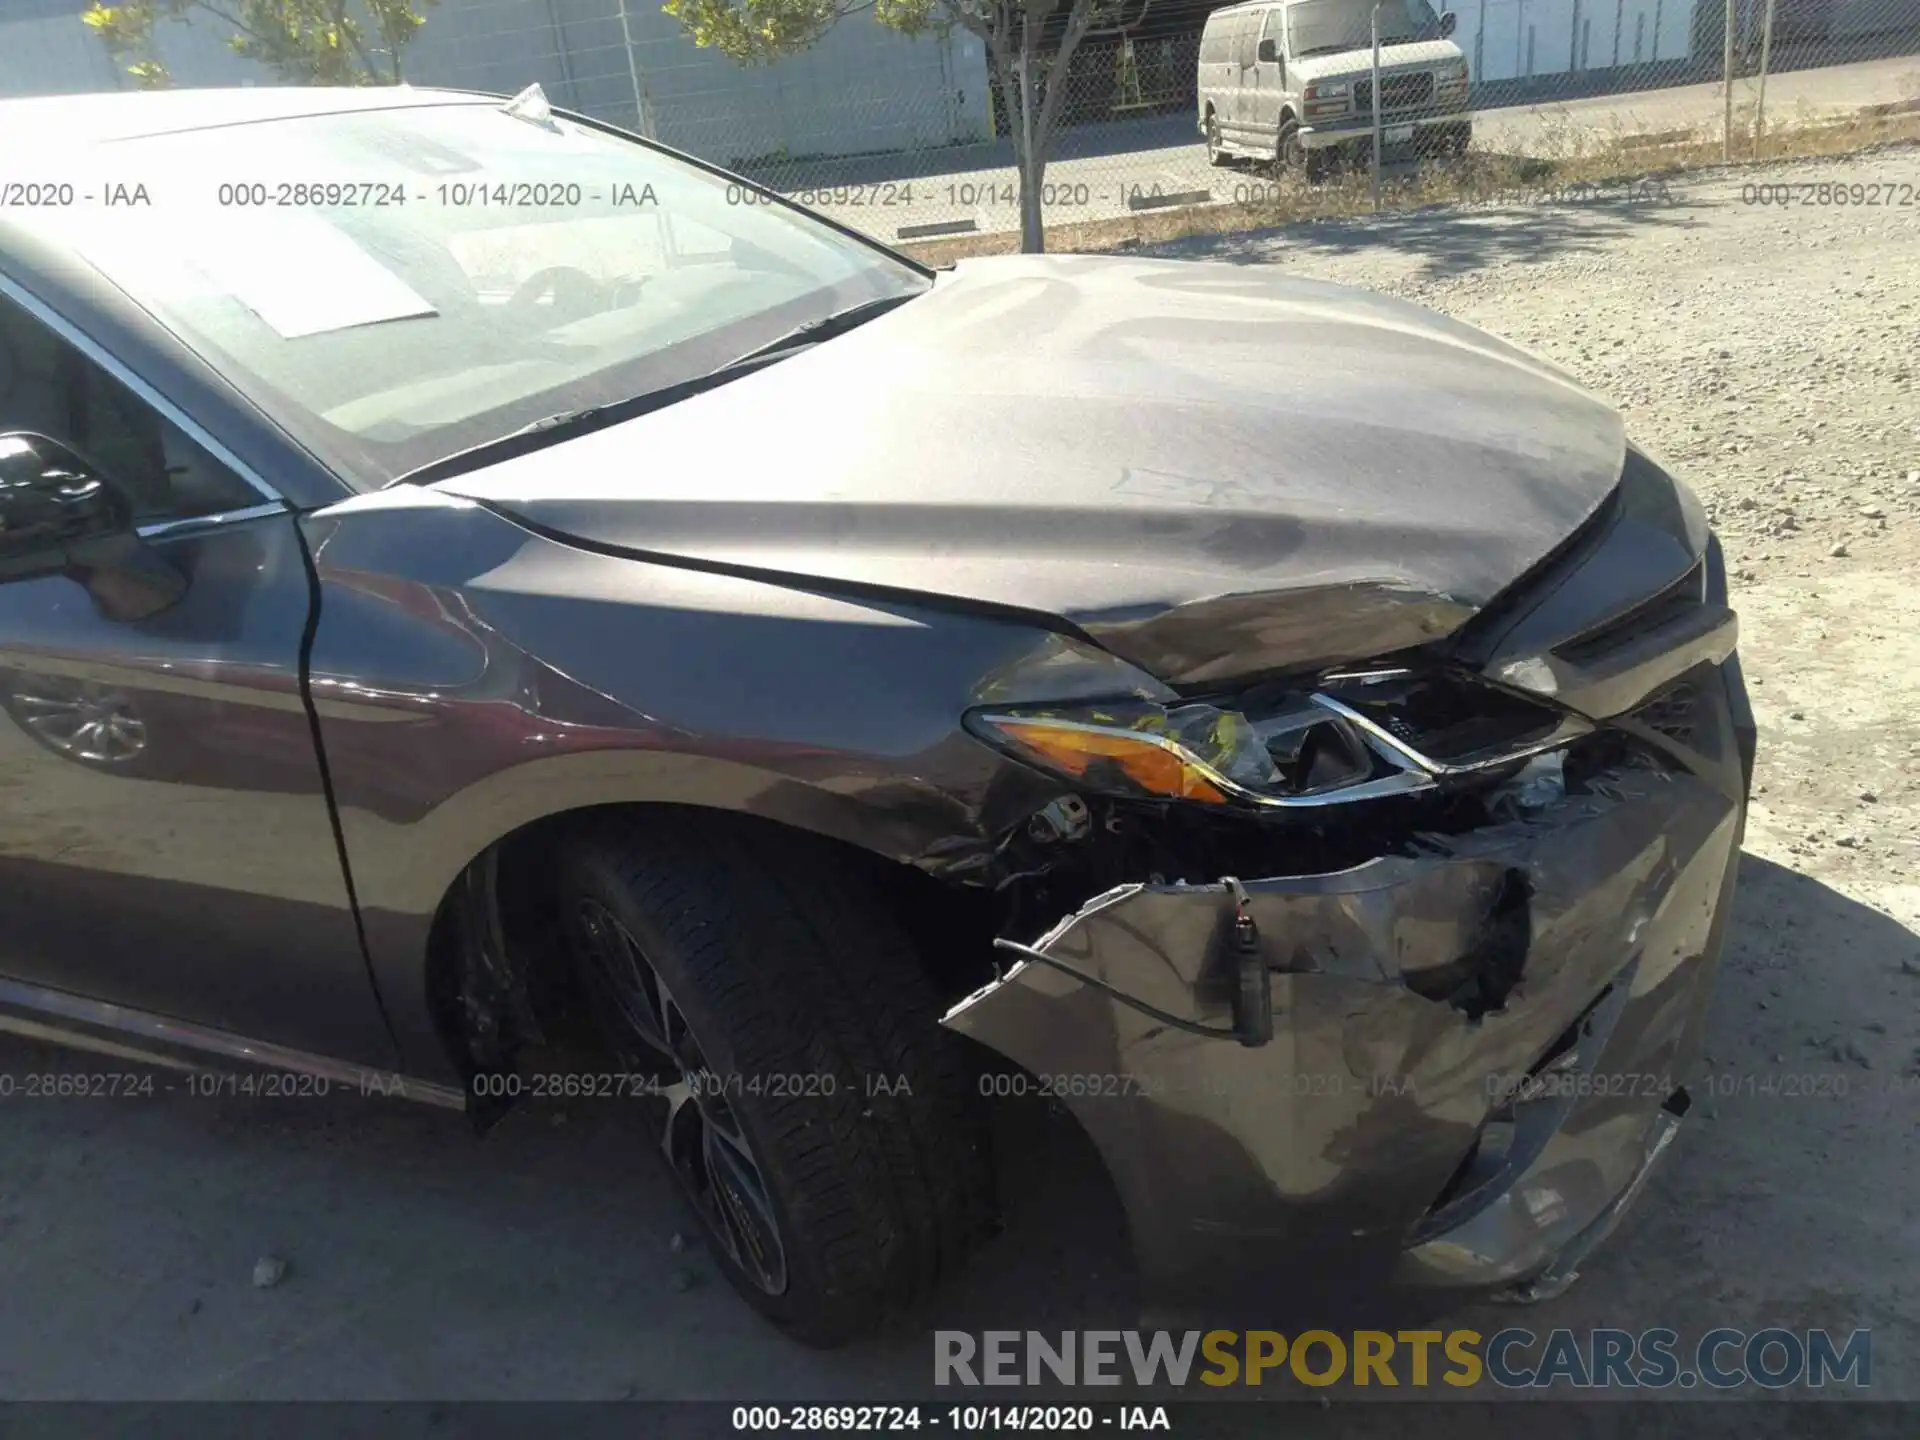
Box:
[969,693,1430,809]
[969,670,1592,810]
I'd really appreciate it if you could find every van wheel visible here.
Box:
[555,812,995,1347]
[1278,119,1313,177]
[1205,110,1228,167]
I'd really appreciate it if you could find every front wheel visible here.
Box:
[1278,119,1325,181]
[556,814,995,1346]
[1205,110,1228,167]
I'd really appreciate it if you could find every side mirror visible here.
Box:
[1256,37,1278,63]
[0,433,132,579]
[0,432,184,618]
[1439,11,1458,37]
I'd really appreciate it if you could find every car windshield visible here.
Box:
[32,99,930,488]
[1288,0,1430,54]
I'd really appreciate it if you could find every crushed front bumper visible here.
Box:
[944,659,1750,1319]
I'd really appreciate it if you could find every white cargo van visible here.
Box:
[1197,0,1472,176]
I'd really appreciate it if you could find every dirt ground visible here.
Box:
[2,146,1918,1409]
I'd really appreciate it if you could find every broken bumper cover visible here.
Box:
[944,661,1749,1318]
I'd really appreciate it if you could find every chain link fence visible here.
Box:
[3,0,1917,242]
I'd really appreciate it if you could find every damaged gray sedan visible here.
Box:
[0,87,1750,1347]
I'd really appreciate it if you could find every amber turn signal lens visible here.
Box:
[993,721,1229,804]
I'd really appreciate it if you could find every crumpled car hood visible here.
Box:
[436,254,1626,684]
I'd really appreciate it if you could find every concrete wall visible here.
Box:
[0,0,993,164]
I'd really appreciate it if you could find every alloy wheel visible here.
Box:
[573,898,789,1295]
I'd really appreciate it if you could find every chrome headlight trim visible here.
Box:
[973,687,1594,812]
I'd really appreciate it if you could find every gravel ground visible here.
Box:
[1,146,1917,1410]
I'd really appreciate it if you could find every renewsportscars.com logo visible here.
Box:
[933,1328,1871,1391]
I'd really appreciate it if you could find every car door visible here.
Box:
[1250,8,1290,147]
[0,277,399,1070]
[1225,12,1258,140]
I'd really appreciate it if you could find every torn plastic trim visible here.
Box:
[1408,962,1638,1243]
[1490,1088,1690,1304]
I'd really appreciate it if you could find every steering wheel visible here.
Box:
[507,265,610,325]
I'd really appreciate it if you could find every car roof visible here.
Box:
[1205,0,1280,19]
[0,86,495,150]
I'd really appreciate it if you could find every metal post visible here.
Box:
[1721,0,1735,161]
[615,0,656,139]
[1755,0,1777,145]
[545,0,577,106]
[1019,41,1036,246]
[1370,3,1382,213]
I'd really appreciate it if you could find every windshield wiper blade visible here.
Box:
[387,366,763,489]
[724,291,921,367]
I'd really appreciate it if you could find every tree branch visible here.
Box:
[1029,0,1096,155]
[191,0,278,46]
[329,0,383,80]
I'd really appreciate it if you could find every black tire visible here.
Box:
[556,812,995,1347]
[1278,118,1322,182]
[1204,109,1228,167]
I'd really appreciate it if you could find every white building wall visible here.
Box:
[0,0,991,164]
[1460,0,1700,79]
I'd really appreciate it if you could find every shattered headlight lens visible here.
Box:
[969,694,1416,808]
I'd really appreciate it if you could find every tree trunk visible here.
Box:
[1017,151,1044,252]
[976,0,1103,256]
[1017,30,1044,253]
[985,40,1045,254]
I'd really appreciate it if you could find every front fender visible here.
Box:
[299,489,1063,1077]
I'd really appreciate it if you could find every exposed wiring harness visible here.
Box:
[990,877,1274,1047]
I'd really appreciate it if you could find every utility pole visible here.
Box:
[1370,4,1382,213]
[1721,0,1736,161]
[545,0,576,104]
[615,0,656,139]
[1755,0,1777,147]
